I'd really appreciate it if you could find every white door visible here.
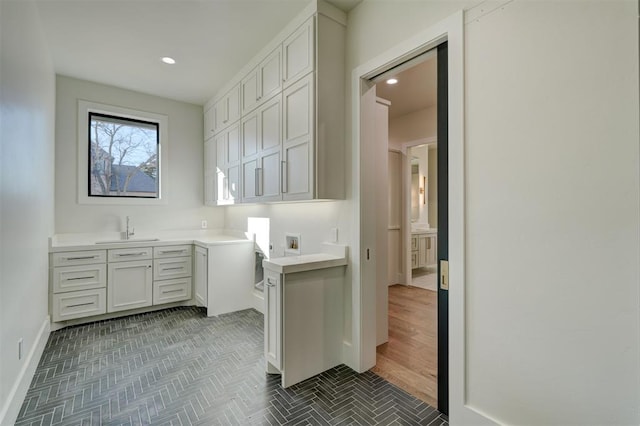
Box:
[227,83,241,124]
[283,140,312,201]
[242,112,259,158]
[359,80,378,369]
[107,260,152,312]
[227,164,241,203]
[375,98,389,346]
[242,158,259,202]
[241,68,259,115]
[260,97,281,152]
[260,149,281,201]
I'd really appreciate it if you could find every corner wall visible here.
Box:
[0,1,56,423]
[54,76,224,234]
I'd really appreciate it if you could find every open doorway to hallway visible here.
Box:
[367,51,440,407]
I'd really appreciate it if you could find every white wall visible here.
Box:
[347,0,639,424]
[0,1,55,424]
[55,76,223,234]
[388,106,437,149]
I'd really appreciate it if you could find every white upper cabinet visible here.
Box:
[282,18,314,88]
[215,83,240,132]
[215,122,241,205]
[204,0,346,204]
[242,47,282,115]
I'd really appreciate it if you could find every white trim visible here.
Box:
[0,317,50,426]
[77,100,168,206]
[401,137,437,155]
[351,10,495,424]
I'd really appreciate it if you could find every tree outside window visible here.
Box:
[88,113,159,198]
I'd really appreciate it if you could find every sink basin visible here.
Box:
[95,238,160,244]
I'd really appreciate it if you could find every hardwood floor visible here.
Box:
[371,284,438,407]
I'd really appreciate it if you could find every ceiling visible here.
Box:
[375,55,437,119]
[35,0,361,106]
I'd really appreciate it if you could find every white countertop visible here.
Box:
[49,229,253,252]
[263,243,348,274]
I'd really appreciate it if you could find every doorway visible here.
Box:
[364,49,443,409]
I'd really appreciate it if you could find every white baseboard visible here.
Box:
[0,317,50,426]
[252,290,264,314]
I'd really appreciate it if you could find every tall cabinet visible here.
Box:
[204,0,345,205]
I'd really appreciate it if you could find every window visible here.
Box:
[88,113,159,198]
[78,101,168,205]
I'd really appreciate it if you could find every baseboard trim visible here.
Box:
[0,316,50,426]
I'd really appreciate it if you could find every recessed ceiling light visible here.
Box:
[386,78,398,85]
[161,57,176,65]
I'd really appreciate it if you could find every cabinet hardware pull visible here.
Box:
[281,161,287,193]
[66,276,94,281]
[163,289,183,294]
[67,302,94,308]
[163,266,184,271]
[67,256,97,260]
[160,250,186,254]
[117,252,147,257]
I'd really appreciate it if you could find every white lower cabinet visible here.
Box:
[264,269,282,371]
[107,259,153,312]
[411,233,437,269]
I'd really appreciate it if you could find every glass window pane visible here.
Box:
[88,113,159,198]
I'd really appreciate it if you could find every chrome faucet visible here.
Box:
[125,216,135,240]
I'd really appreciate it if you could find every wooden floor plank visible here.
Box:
[372,284,438,407]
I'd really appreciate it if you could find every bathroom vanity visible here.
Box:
[411,228,437,269]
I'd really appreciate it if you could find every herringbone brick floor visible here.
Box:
[16,307,448,425]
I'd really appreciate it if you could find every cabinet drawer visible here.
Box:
[411,251,418,269]
[52,250,106,267]
[153,245,192,259]
[108,247,153,262]
[52,288,106,322]
[52,264,106,293]
[153,277,192,305]
[154,257,192,280]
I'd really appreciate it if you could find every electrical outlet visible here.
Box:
[201,220,208,229]
[18,338,23,360]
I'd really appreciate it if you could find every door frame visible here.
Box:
[351,10,493,424]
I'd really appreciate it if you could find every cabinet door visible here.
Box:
[242,112,259,158]
[426,235,437,266]
[107,260,153,312]
[227,164,241,202]
[264,270,282,370]
[204,170,215,206]
[260,47,282,102]
[194,246,208,307]
[214,96,227,131]
[204,106,216,140]
[227,83,241,124]
[260,97,282,152]
[241,67,259,115]
[418,236,428,268]
[204,139,215,174]
[227,123,241,164]
[283,73,313,146]
[242,158,259,202]
[282,140,312,201]
[282,17,314,88]
[261,150,281,201]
